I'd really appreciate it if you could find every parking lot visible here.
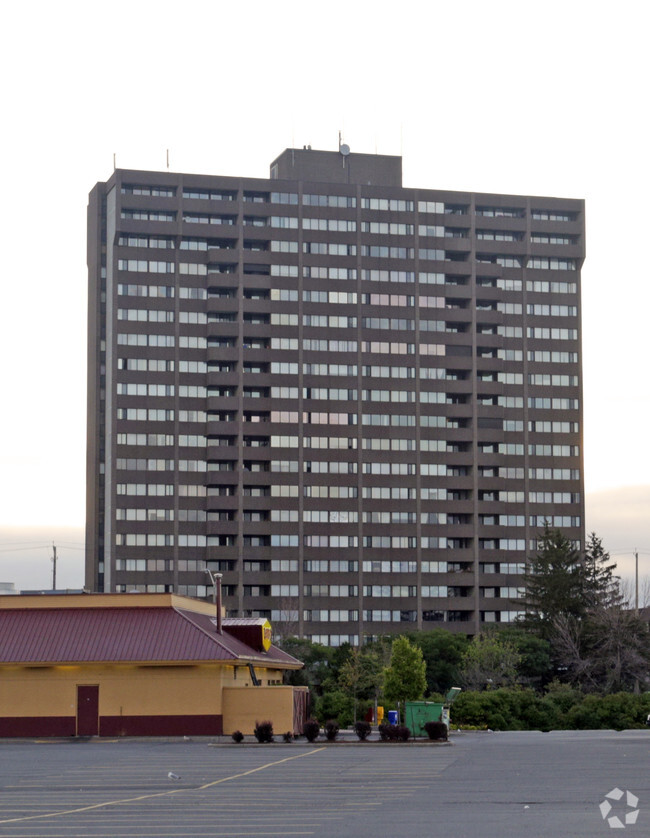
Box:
[0,730,647,837]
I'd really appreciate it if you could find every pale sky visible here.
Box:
[0,0,648,586]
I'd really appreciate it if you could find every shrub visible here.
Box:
[544,680,583,715]
[378,723,394,741]
[599,693,650,730]
[354,721,372,741]
[423,721,448,741]
[378,723,410,741]
[231,730,244,743]
[449,687,650,732]
[303,719,320,743]
[253,720,274,743]
[395,725,411,742]
[314,689,354,729]
[282,731,293,743]
[324,720,339,741]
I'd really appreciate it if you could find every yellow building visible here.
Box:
[0,593,306,737]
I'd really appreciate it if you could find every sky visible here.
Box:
[0,0,648,590]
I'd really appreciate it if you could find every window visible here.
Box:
[271,216,298,228]
[475,206,524,218]
[122,184,175,197]
[183,188,236,201]
[183,213,236,225]
[270,192,298,204]
[418,200,444,213]
[271,240,299,253]
[122,209,175,222]
[531,210,576,221]
[303,242,356,256]
[180,336,207,348]
[303,218,356,232]
[118,260,174,274]
[270,313,298,326]
[361,198,413,211]
[362,245,414,259]
[527,304,577,317]
[363,221,414,235]
[118,284,174,298]
[362,269,415,283]
[363,293,413,307]
[303,193,356,208]
[271,288,298,301]
[528,257,576,271]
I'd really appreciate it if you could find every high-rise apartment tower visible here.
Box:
[86,147,585,644]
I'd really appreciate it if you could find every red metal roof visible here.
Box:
[176,609,300,666]
[0,606,301,667]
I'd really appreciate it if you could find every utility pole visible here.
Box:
[635,549,639,616]
[51,544,57,591]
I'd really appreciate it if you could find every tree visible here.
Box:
[406,629,469,695]
[338,646,384,722]
[520,530,650,692]
[583,532,621,610]
[498,627,553,687]
[554,603,650,692]
[520,525,585,639]
[459,631,522,691]
[271,596,301,643]
[383,636,427,709]
[313,688,354,728]
[279,638,333,691]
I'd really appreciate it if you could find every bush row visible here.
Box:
[451,686,650,731]
[232,718,448,742]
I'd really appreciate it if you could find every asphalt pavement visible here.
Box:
[0,730,647,837]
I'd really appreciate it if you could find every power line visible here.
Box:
[0,540,49,547]
[0,545,52,554]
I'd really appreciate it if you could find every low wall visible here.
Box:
[222,686,298,735]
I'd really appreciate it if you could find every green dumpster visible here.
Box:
[405,688,462,736]
[404,701,444,736]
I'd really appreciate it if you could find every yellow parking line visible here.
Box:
[0,748,326,825]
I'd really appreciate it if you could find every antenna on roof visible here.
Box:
[338,130,350,170]
[166,149,170,170]
[51,543,57,591]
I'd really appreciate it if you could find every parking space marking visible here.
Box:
[0,748,325,827]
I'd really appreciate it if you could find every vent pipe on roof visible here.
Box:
[215,572,223,634]
[205,568,224,634]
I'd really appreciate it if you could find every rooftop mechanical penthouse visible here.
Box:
[86,146,585,644]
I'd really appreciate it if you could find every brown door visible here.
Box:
[76,685,99,736]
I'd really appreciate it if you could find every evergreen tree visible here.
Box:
[520,525,585,639]
[583,531,621,609]
[521,528,650,691]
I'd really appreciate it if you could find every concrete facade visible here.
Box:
[86,147,585,644]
